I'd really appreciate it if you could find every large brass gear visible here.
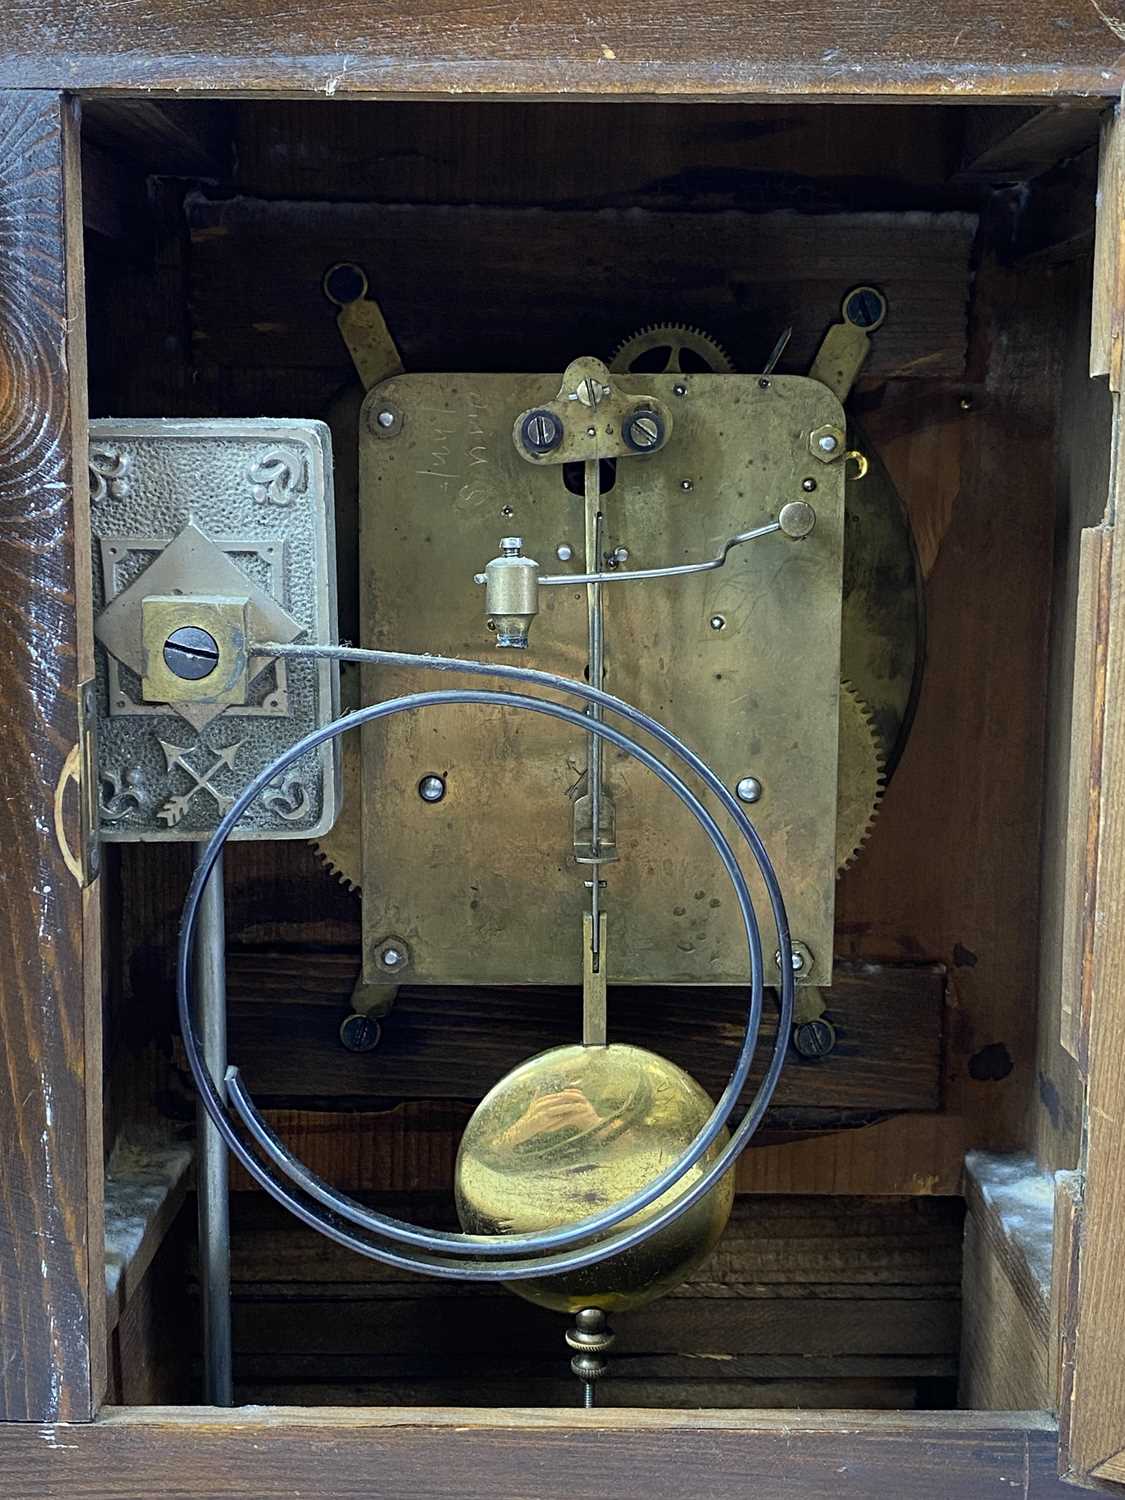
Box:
[610,323,736,376]
[835,681,886,875]
[309,663,363,890]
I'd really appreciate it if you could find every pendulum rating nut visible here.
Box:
[565,1307,615,1386]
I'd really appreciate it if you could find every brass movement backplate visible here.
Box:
[358,372,846,987]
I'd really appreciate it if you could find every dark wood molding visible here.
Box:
[0,89,103,1422]
[0,3,1121,101]
[2,1408,1075,1497]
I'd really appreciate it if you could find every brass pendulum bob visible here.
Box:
[454,1042,734,1311]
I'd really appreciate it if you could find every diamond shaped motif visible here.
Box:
[95,521,302,729]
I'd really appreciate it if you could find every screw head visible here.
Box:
[418,774,445,803]
[709,614,726,631]
[673,383,687,397]
[802,477,817,493]
[793,1018,837,1060]
[339,1012,382,1053]
[626,411,663,450]
[736,775,762,804]
[163,626,220,681]
[375,938,409,972]
[368,400,402,437]
[521,410,562,454]
[556,543,573,561]
[612,546,629,565]
[775,946,805,973]
[586,425,597,438]
[817,433,838,453]
[680,479,694,492]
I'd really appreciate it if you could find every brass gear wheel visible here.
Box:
[309,664,364,891]
[835,681,886,875]
[610,323,736,376]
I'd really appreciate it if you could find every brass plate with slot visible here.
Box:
[358,372,846,987]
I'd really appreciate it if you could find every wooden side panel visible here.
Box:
[1092,108,1125,390]
[0,91,103,1422]
[1035,251,1113,1172]
[0,2,1122,99]
[1057,526,1111,1065]
[1063,99,1125,1488]
[1067,426,1125,1478]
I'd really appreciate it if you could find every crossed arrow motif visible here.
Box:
[157,738,245,827]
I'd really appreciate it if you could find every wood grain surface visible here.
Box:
[214,956,944,1115]
[186,196,974,386]
[215,1192,961,1409]
[0,1407,1073,1499]
[1067,163,1125,1480]
[0,91,103,1422]
[0,1,1122,100]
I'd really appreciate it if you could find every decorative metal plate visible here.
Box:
[90,419,339,842]
[358,373,846,986]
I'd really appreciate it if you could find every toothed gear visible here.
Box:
[835,681,885,875]
[610,323,736,376]
[309,663,364,891]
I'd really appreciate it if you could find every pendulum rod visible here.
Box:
[583,453,608,1046]
[193,842,233,1406]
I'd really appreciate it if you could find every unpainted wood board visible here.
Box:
[234,1104,969,1198]
[0,90,104,1423]
[1053,1168,1082,1462]
[1091,108,1125,388]
[103,1137,193,1333]
[106,1211,194,1407]
[959,1213,1050,1410]
[82,99,232,175]
[1,1,1124,98]
[222,1192,965,1289]
[837,251,1062,1158]
[957,104,1103,181]
[216,1192,960,1409]
[186,197,974,385]
[1067,375,1125,1478]
[1034,252,1111,1172]
[212,957,944,1115]
[232,1293,959,1362]
[229,101,968,208]
[958,1152,1055,1410]
[0,1408,1072,1500]
[232,1376,933,1410]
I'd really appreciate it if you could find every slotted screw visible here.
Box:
[163,626,220,681]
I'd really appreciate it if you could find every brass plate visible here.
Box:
[358,372,846,987]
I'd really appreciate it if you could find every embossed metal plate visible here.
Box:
[359,374,845,986]
[91,419,339,842]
